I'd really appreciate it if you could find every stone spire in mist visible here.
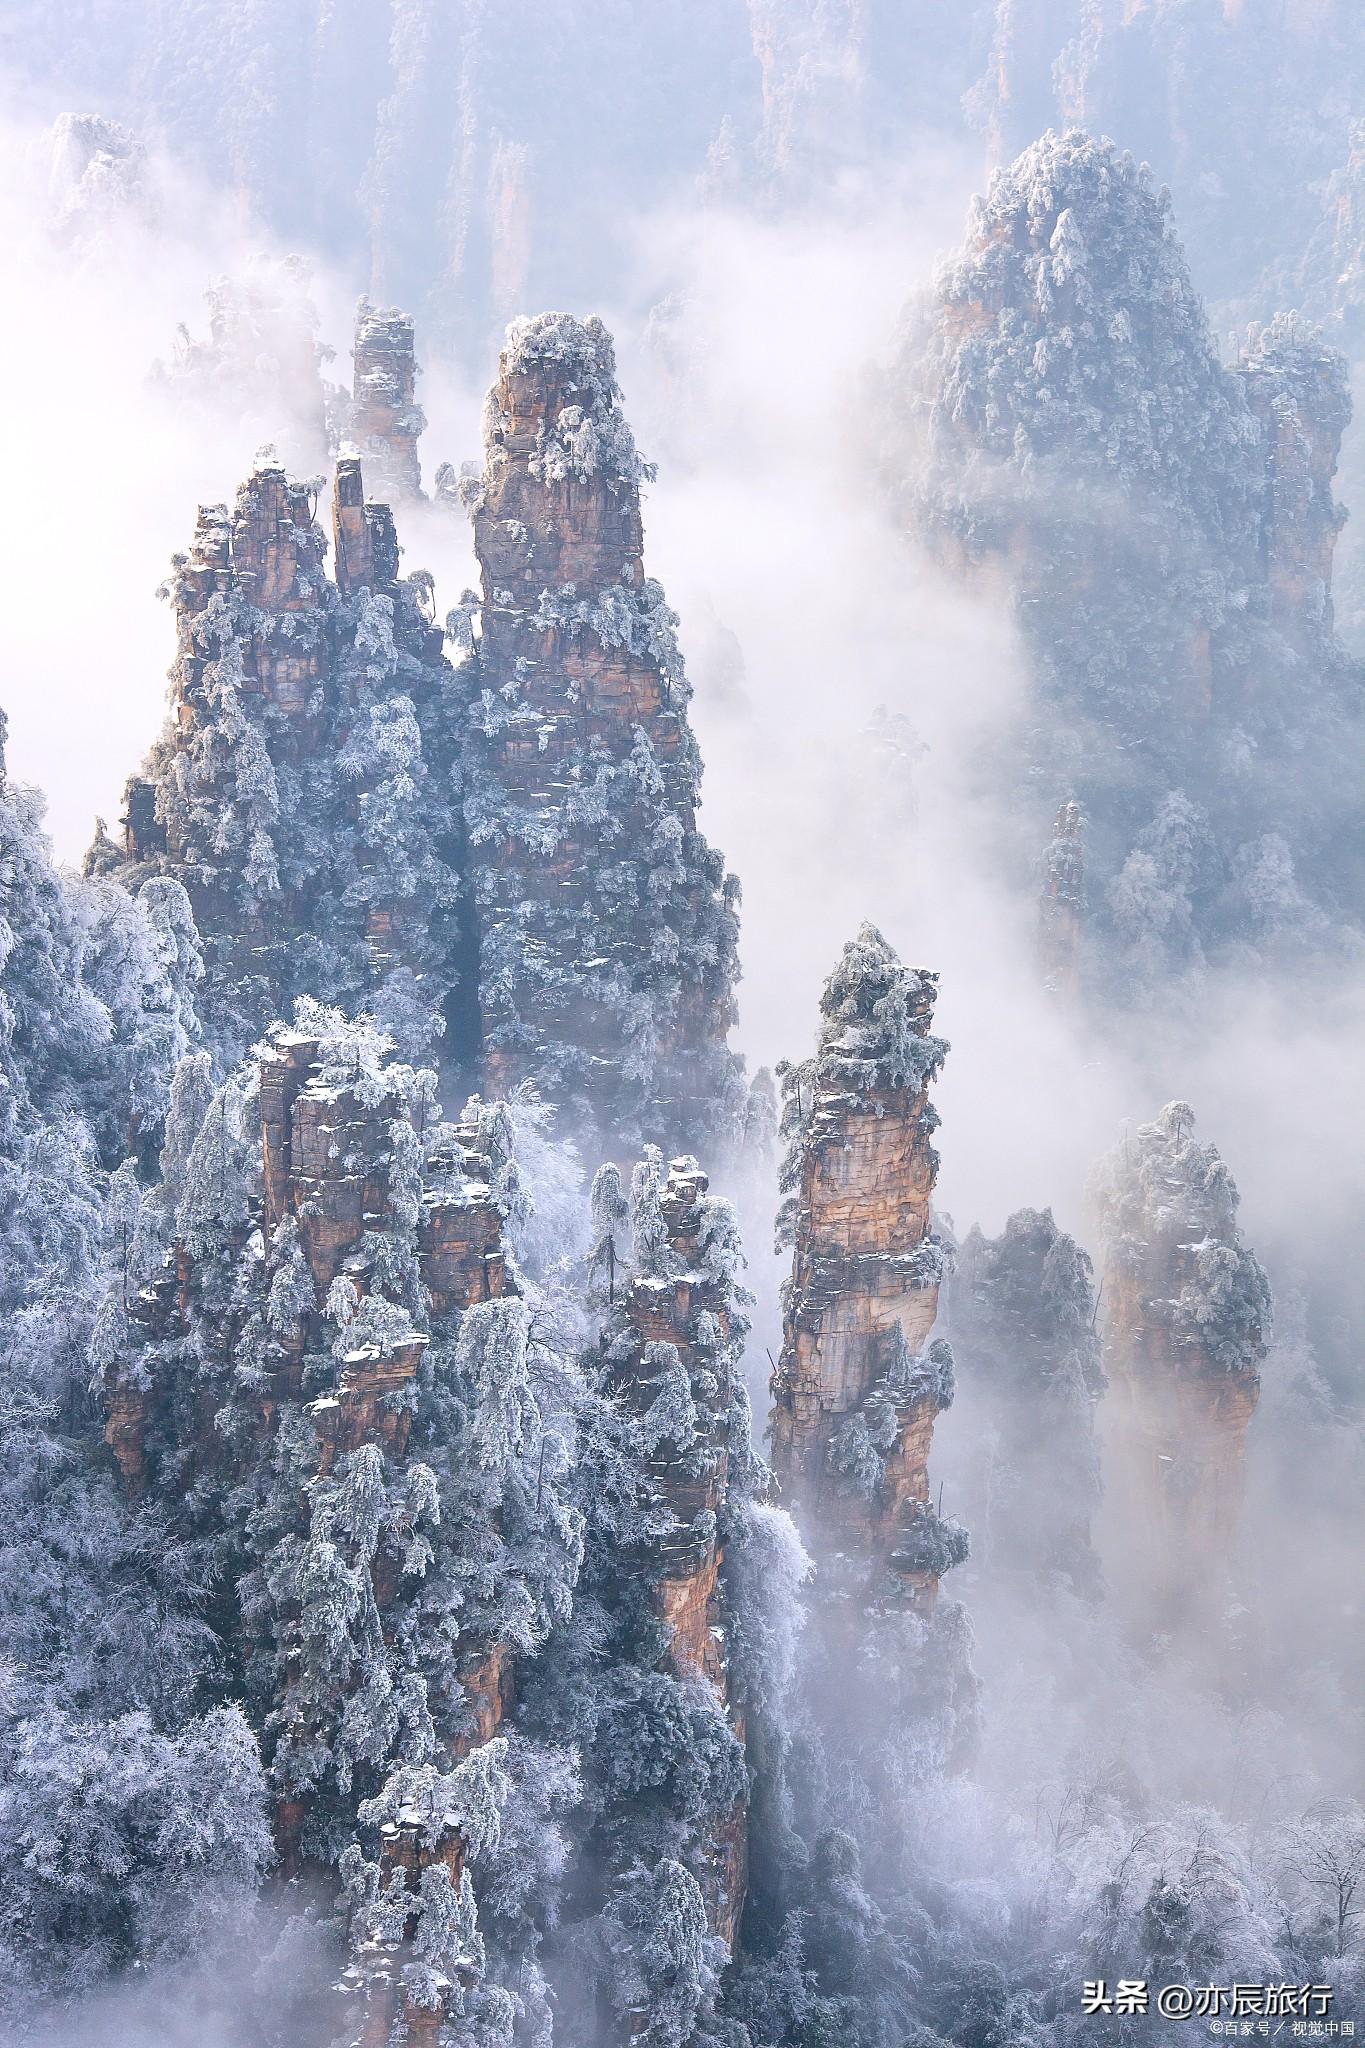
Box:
[112,453,465,1063]
[347,299,426,502]
[459,311,743,1158]
[769,923,963,1611]
[1093,1100,1270,1633]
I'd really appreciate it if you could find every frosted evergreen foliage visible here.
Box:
[72,997,590,2035]
[0,709,271,2014]
[1094,1101,1271,1374]
[497,1150,768,2043]
[119,465,464,1064]
[503,312,655,489]
[629,1144,674,1279]
[813,922,947,1097]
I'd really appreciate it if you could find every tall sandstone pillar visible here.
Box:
[1093,1101,1270,1632]
[348,299,426,503]
[111,454,461,1059]
[604,1154,749,1949]
[461,312,742,1157]
[770,925,964,1612]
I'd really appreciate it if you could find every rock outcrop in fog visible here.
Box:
[951,1207,1104,1600]
[978,1,1365,306]
[109,307,746,1163]
[770,924,963,1614]
[460,313,743,1155]
[347,299,426,503]
[111,455,465,1063]
[1093,1101,1270,1633]
[899,130,1365,991]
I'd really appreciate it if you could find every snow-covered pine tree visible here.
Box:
[0,707,271,2015]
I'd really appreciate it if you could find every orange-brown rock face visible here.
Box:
[346,1827,469,2048]
[348,300,425,503]
[1039,798,1085,997]
[770,924,962,1613]
[461,312,741,1156]
[1093,1101,1270,1633]
[606,1156,747,1948]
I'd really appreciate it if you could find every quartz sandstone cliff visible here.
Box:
[111,455,463,1061]
[770,924,963,1612]
[460,312,742,1158]
[602,1154,750,1950]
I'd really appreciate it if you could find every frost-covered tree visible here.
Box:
[0,709,270,2016]
[1093,1102,1270,1379]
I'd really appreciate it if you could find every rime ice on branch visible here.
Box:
[461,313,743,1157]
[770,924,963,1611]
[1093,1101,1270,1630]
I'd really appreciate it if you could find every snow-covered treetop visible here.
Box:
[1238,310,1351,435]
[1101,1100,1240,1237]
[958,1207,1102,1393]
[265,997,416,1112]
[814,921,948,1096]
[496,312,654,487]
[1093,1102,1271,1370]
[502,310,620,383]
